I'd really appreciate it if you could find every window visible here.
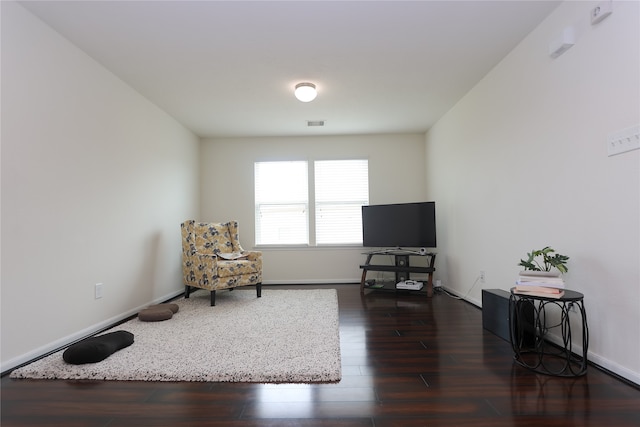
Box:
[315,160,369,245]
[254,161,308,245]
[254,159,368,246]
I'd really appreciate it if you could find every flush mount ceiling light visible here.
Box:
[294,82,317,102]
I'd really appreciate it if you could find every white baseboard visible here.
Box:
[8,285,638,387]
[439,286,482,308]
[460,287,640,387]
[1,289,184,374]
[543,333,639,386]
[588,353,640,386]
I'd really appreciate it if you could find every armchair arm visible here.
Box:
[183,251,220,289]
[193,252,220,270]
[242,250,263,272]
[242,250,261,261]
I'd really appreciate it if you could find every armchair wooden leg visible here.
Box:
[185,285,191,299]
[257,283,262,298]
[210,290,216,306]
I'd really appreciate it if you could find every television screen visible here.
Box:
[362,202,436,249]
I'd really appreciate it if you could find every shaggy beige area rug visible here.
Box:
[11,289,341,383]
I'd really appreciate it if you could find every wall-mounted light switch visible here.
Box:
[607,125,640,157]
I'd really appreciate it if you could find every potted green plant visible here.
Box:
[518,246,569,274]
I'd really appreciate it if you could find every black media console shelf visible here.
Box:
[359,250,436,297]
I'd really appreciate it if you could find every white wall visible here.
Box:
[200,134,428,283]
[0,2,200,371]
[425,0,639,384]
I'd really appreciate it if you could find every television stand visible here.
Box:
[359,250,436,297]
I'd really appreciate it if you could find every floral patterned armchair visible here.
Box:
[181,220,262,306]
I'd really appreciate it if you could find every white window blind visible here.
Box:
[315,160,369,245]
[254,161,308,245]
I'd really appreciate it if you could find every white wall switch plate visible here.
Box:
[607,125,640,157]
[95,283,103,299]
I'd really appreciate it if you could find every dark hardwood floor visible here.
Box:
[2,284,639,426]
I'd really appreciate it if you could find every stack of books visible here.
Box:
[514,271,565,298]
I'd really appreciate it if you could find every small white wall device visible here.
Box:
[549,27,575,59]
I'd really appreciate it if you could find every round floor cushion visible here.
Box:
[137,303,179,322]
[149,303,179,313]
[63,330,134,365]
[138,308,174,322]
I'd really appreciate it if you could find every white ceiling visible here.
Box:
[20,1,561,138]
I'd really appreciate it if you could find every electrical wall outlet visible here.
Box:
[480,271,486,283]
[435,280,442,288]
[95,283,103,299]
[591,1,612,25]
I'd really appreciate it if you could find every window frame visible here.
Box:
[254,158,369,248]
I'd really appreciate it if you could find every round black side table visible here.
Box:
[509,288,589,377]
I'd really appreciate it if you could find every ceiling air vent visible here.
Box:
[307,120,325,127]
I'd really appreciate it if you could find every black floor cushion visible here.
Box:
[62,330,134,365]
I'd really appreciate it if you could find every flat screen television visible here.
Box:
[362,201,436,249]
